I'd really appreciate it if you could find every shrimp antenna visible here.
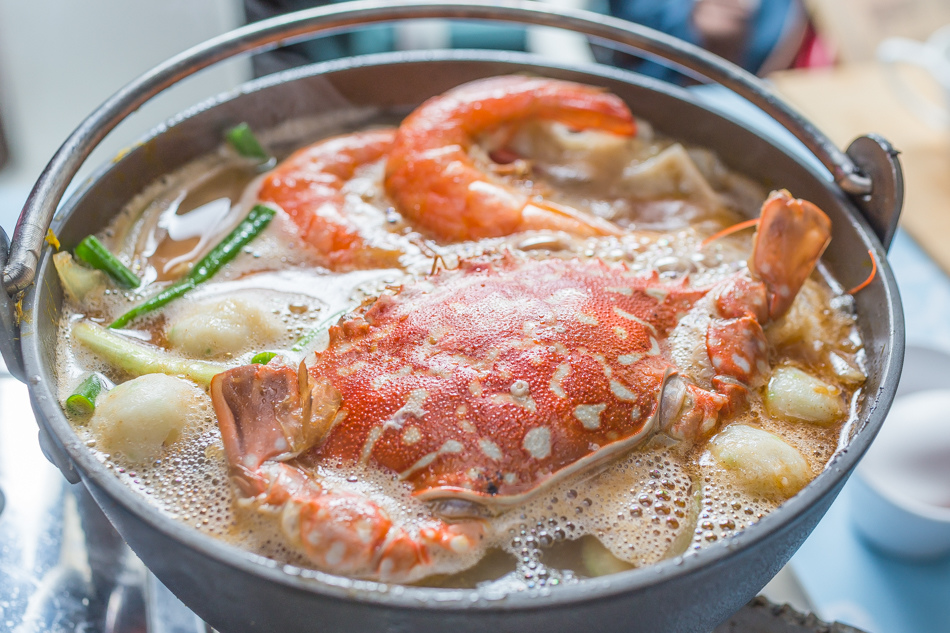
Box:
[700,218,760,248]
[847,250,877,295]
[429,254,447,276]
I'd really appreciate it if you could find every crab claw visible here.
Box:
[286,485,394,575]
[749,189,832,320]
[661,373,730,440]
[277,471,483,580]
[211,363,484,581]
[210,363,341,495]
[376,521,483,581]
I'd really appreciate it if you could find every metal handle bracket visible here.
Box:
[845,135,904,251]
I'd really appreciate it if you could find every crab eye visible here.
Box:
[428,498,492,519]
[517,235,570,251]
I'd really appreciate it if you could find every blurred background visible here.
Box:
[0,1,949,632]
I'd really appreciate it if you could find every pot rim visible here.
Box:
[23,49,905,612]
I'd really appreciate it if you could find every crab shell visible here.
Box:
[304,254,713,508]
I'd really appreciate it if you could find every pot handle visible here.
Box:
[846,135,903,250]
[1,0,899,296]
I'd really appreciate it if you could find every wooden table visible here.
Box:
[769,63,950,273]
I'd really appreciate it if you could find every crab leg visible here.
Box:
[749,189,832,320]
[671,191,832,439]
[710,190,830,383]
[210,363,482,581]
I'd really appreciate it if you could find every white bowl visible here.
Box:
[851,346,950,560]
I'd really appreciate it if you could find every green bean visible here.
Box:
[110,205,276,329]
[74,236,140,289]
[251,351,277,365]
[65,373,104,418]
[73,321,228,387]
[226,122,271,162]
[291,309,347,353]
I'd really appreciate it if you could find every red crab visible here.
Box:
[211,189,832,582]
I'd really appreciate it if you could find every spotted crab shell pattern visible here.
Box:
[307,255,709,503]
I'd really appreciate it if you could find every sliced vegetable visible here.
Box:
[708,424,810,499]
[765,366,845,425]
[73,321,228,387]
[53,251,107,303]
[109,205,276,329]
[226,122,271,162]
[74,235,140,289]
[65,373,104,418]
[291,309,347,353]
[45,229,61,250]
[251,351,277,365]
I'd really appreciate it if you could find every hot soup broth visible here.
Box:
[55,77,866,588]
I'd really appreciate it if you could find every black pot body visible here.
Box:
[20,51,904,633]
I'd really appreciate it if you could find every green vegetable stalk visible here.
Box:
[250,351,277,365]
[65,373,104,417]
[110,205,276,329]
[226,122,272,163]
[74,236,140,289]
[73,321,228,387]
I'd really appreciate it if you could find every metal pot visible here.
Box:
[0,2,905,632]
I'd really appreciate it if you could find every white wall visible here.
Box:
[0,0,250,232]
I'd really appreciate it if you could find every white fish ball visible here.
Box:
[90,374,206,463]
[708,424,810,499]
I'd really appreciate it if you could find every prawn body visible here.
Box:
[258,129,401,270]
[384,76,636,242]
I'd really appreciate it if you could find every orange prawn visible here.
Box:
[258,128,401,270]
[384,75,637,242]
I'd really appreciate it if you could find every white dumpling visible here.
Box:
[166,296,285,358]
[90,374,207,463]
[765,366,845,425]
[708,424,810,499]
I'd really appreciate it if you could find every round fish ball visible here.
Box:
[708,424,810,499]
[90,374,207,463]
[166,297,285,358]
